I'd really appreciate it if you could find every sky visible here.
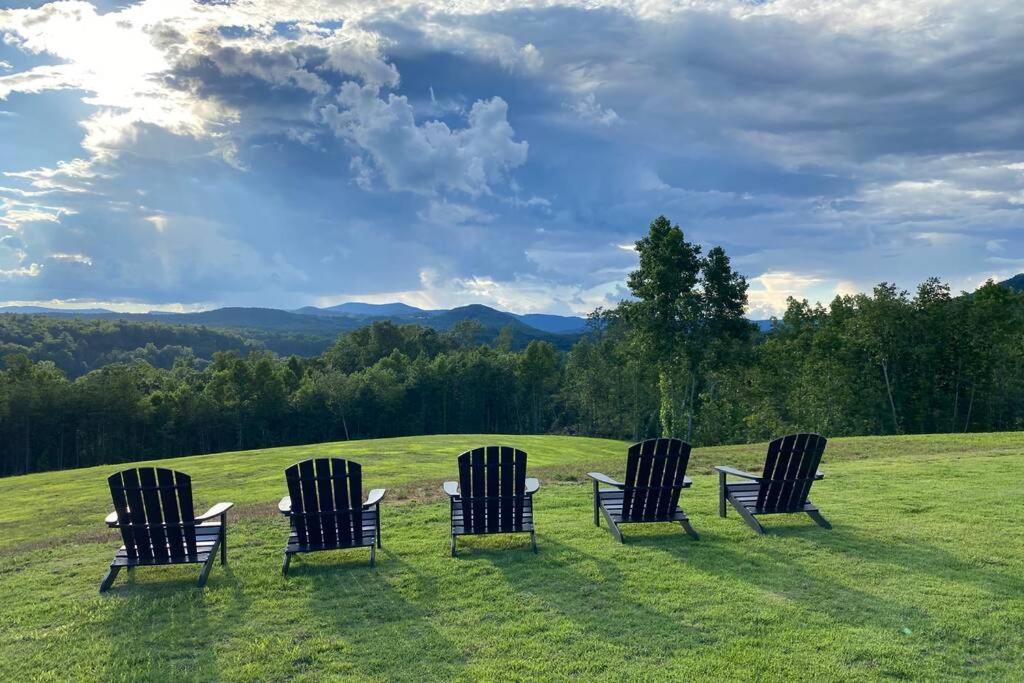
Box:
[0,0,1022,318]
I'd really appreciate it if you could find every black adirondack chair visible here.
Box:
[715,432,831,534]
[588,438,698,543]
[443,446,540,556]
[101,467,233,592]
[278,458,385,573]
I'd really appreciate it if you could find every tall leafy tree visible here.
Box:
[622,216,750,439]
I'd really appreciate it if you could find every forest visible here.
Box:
[2,216,1022,477]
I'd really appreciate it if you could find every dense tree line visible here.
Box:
[0,316,258,378]
[2,216,1023,476]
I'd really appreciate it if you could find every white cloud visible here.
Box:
[323,83,528,195]
[746,271,848,318]
[47,252,92,265]
[0,196,77,230]
[144,215,168,232]
[315,267,621,315]
[0,63,83,99]
[4,158,100,192]
[567,93,621,126]
[418,199,495,225]
[0,235,42,278]
[0,298,212,313]
[913,231,968,247]
[0,262,42,278]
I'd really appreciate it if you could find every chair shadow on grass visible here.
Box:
[488,511,935,652]
[298,548,464,680]
[627,522,938,634]
[99,564,250,680]
[771,524,1024,597]
[470,535,712,661]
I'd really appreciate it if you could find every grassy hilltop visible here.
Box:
[2,433,1023,680]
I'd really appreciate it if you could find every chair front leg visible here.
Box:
[718,471,727,517]
[99,564,121,593]
[220,512,229,565]
[592,480,600,526]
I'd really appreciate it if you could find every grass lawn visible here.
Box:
[2,432,1023,681]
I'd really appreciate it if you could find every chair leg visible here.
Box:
[220,521,228,565]
[281,553,291,576]
[593,480,600,526]
[599,505,623,543]
[719,471,727,517]
[370,544,376,568]
[450,534,457,557]
[197,548,217,588]
[807,509,832,530]
[530,530,538,553]
[376,507,382,549]
[734,500,766,535]
[680,518,700,540]
[99,565,121,593]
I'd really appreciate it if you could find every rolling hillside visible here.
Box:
[1,432,1022,680]
[0,303,585,352]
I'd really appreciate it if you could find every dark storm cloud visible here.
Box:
[0,1,1022,314]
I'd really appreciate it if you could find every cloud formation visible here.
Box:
[0,0,1022,314]
[323,84,527,195]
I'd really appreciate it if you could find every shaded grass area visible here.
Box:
[2,433,1024,680]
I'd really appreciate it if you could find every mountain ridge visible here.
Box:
[4,272,1020,341]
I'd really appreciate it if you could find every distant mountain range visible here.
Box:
[1000,273,1024,292]
[0,302,592,351]
[8,272,1020,344]
[292,302,591,334]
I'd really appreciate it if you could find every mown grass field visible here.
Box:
[2,432,1023,681]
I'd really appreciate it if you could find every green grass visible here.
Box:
[2,432,1023,681]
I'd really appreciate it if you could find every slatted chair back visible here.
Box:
[620,438,692,522]
[457,446,528,534]
[108,467,199,563]
[285,458,365,549]
[756,433,827,512]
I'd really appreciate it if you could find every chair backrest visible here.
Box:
[620,438,692,522]
[285,458,365,549]
[756,433,827,512]
[457,446,527,534]
[108,467,199,562]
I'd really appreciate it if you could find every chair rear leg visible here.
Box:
[680,518,700,540]
[530,530,538,553]
[281,553,291,576]
[370,544,376,568]
[99,564,121,593]
[807,509,832,529]
[376,508,383,549]
[718,471,727,517]
[450,534,457,557]
[197,547,218,588]
[733,499,766,535]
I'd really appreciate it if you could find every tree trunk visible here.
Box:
[658,368,674,436]
[686,369,697,443]
[24,416,31,475]
[881,360,899,433]
[952,358,962,432]
[963,384,976,433]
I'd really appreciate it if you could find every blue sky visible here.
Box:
[1,0,1022,317]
